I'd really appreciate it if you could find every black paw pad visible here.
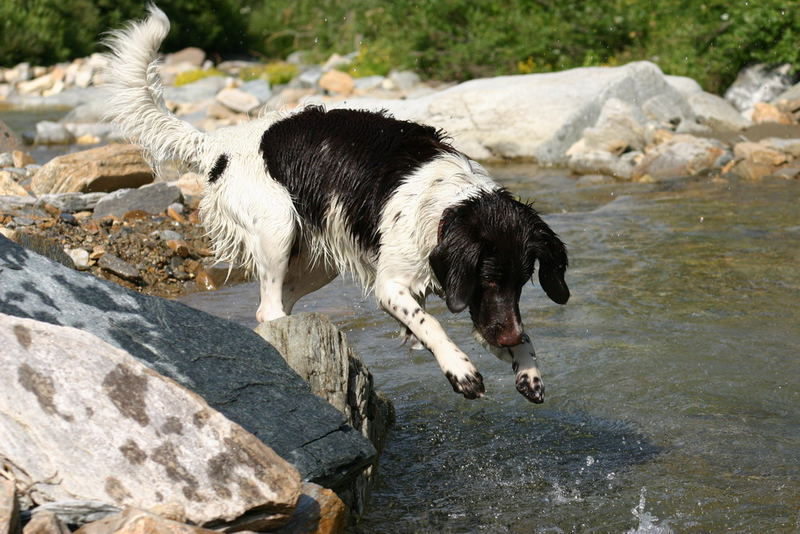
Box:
[445,371,485,400]
[516,374,545,404]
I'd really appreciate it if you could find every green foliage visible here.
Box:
[174,68,224,86]
[240,62,299,84]
[2,0,798,94]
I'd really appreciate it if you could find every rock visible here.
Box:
[568,149,639,180]
[92,182,182,219]
[0,236,376,491]
[24,502,121,529]
[12,151,35,168]
[0,171,29,197]
[239,79,272,104]
[353,76,385,92]
[337,61,697,163]
[322,53,353,72]
[1,478,20,534]
[759,137,800,158]
[0,314,302,528]
[0,120,22,152]
[66,248,91,270]
[74,508,220,534]
[384,70,421,91]
[97,253,141,282]
[30,144,153,195]
[296,67,323,88]
[34,122,74,146]
[165,48,206,67]
[733,142,787,166]
[319,70,355,95]
[773,166,800,179]
[216,88,260,114]
[633,134,726,180]
[686,92,750,132]
[37,192,107,213]
[724,63,794,112]
[0,152,13,167]
[751,102,794,125]
[255,313,394,513]
[22,511,69,534]
[10,232,74,269]
[0,195,37,212]
[664,75,703,98]
[731,159,776,181]
[273,482,346,534]
[65,123,123,145]
[164,77,227,105]
[570,98,647,155]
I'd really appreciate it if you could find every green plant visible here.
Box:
[174,68,225,86]
[240,62,299,84]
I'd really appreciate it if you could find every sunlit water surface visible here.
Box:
[182,167,800,533]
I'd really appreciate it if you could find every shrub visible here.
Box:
[240,62,299,85]
[174,68,225,86]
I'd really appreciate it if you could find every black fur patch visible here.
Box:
[208,154,228,183]
[260,106,455,251]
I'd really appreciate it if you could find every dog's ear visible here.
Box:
[430,216,480,313]
[527,215,570,305]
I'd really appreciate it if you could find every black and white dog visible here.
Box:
[104,6,569,403]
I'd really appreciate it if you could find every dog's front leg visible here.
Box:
[477,332,545,404]
[376,280,485,399]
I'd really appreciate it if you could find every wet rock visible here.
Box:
[216,87,260,114]
[31,144,153,195]
[0,236,376,493]
[273,482,346,534]
[92,182,181,219]
[0,171,29,197]
[0,478,20,534]
[633,134,726,180]
[686,92,750,132]
[256,313,394,512]
[0,313,302,528]
[320,70,355,95]
[22,511,70,534]
[724,63,794,113]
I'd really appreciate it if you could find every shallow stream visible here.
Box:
[182,166,800,533]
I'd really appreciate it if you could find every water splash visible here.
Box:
[626,488,673,534]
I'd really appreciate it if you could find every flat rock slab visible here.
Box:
[92,182,182,219]
[0,313,301,527]
[0,236,375,488]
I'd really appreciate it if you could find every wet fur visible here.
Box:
[103,5,570,403]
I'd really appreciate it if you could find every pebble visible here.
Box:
[66,247,90,270]
[97,253,141,282]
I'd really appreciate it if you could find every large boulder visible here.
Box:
[92,182,182,219]
[30,144,153,195]
[1,313,301,528]
[256,313,395,513]
[337,61,696,163]
[0,236,376,490]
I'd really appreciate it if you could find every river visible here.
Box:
[183,165,800,533]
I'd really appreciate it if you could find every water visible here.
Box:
[181,166,800,533]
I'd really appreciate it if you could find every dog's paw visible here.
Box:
[445,370,485,400]
[516,373,545,404]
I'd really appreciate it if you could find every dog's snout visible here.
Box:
[496,325,524,347]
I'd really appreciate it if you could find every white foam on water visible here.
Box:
[625,488,673,534]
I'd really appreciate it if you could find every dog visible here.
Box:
[103,6,570,403]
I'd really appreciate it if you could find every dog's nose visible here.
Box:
[497,327,523,347]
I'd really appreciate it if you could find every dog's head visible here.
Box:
[429,190,569,347]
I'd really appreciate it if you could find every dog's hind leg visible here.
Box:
[253,220,297,323]
[376,278,485,399]
[280,245,338,314]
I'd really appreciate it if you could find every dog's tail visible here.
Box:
[103,5,207,173]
